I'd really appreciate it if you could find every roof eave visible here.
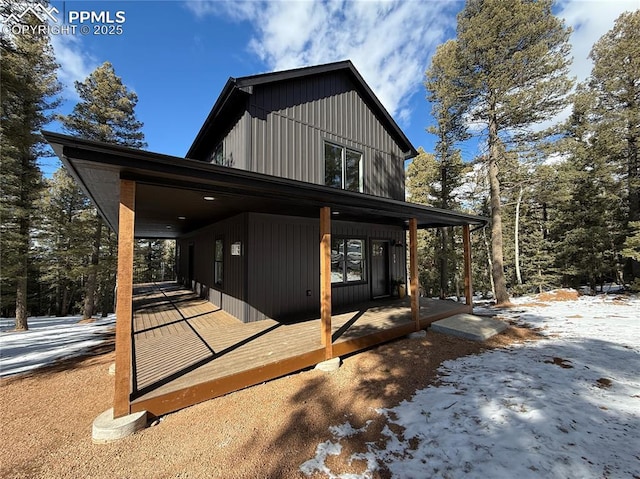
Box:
[185,77,238,159]
[43,131,487,233]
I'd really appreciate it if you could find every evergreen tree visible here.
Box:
[59,61,147,319]
[622,222,640,262]
[449,0,574,303]
[406,149,440,294]
[61,62,146,146]
[134,240,174,283]
[587,11,640,280]
[555,86,624,292]
[523,163,565,292]
[1,3,61,328]
[37,169,94,315]
[425,40,469,298]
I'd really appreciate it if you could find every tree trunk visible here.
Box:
[483,227,496,298]
[15,260,28,330]
[628,122,639,223]
[487,106,510,304]
[14,205,30,330]
[61,285,70,317]
[515,186,524,285]
[83,215,102,319]
[439,227,448,299]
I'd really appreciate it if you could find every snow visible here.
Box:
[301,294,640,478]
[0,314,115,377]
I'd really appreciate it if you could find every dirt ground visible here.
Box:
[0,322,539,479]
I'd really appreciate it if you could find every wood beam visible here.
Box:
[320,207,332,359]
[409,218,420,330]
[114,179,136,418]
[463,224,473,307]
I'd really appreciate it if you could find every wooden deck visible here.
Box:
[130,282,471,416]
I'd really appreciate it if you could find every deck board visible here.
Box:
[130,282,470,416]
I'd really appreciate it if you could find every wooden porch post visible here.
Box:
[409,218,420,331]
[114,179,136,418]
[463,224,473,307]
[320,207,333,359]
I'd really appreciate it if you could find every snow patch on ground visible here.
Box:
[0,315,115,377]
[302,295,640,478]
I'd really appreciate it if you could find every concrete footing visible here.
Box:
[314,357,341,372]
[431,313,507,341]
[408,330,427,339]
[92,408,147,443]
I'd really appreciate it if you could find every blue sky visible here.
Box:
[40,0,639,175]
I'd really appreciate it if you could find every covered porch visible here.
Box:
[43,131,487,419]
[130,282,471,417]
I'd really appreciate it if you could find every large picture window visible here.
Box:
[214,238,223,287]
[324,142,363,192]
[331,238,365,283]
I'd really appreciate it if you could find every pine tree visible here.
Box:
[406,149,440,294]
[449,0,574,304]
[59,61,146,319]
[37,169,94,315]
[523,163,565,292]
[1,3,61,328]
[587,11,640,281]
[425,40,469,298]
[622,222,640,262]
[555,85,624,292]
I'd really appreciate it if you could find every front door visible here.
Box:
[371,240,390,298]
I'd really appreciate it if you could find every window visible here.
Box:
[331,238,365,283]
[209,143,223,165]
[214,238,223,287]
[324,142,363,192]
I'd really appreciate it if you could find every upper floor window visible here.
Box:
[324,142,363,192]
[209,143,224,165]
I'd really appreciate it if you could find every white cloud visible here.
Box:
[529,0,639,131]
[186,0,457,126]
[50,34,96,99]
[186,0,638,135]
[557,0,639,84]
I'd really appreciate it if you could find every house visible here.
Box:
[44,60,486,423]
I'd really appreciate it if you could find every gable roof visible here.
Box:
[186,60,418,160]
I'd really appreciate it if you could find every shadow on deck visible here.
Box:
[130,282,471,417]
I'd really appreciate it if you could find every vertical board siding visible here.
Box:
[247,213,406,321]
[178,213,407,324]
[248,71,406,200]
[332,220,406,308]
[223,112,247,169]
[246,213,320,322]
[175,214,247,321]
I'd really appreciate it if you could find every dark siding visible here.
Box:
[246,213,320,322]
[246,213,406,322]
[203,110,248,168]
[332,220,406,307]
[248,72,406,200]
[223,111,248,169]
[176,212,407,323]
[175,213,247,321]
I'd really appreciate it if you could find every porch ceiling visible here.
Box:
[43,131,487,239]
